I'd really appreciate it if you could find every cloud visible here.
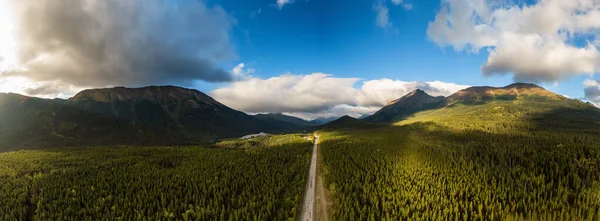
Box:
[374,1,393,29]
[584,79,600,106]
[276,0,293,9]
[391,0,403,5]
[427,0,600,82]
[231,63,255,80]
[390,0,413,10]
[356,79,467,106]
[0,0,236,94]
[0,76,83,98]
[210,73,469,119]
[284,105,382,120]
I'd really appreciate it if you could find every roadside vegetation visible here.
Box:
[318,97,600,220]
[0,134,312,220]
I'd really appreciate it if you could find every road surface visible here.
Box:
[300,135,318,221]
[316,175,330,221]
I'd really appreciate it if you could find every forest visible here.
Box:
[0,134,312,221]
[318,99,600,220]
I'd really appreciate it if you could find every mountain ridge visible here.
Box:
[254,113,316,132]
[441,83,564,107]
[0,86,272,151]
[364,89,444,123]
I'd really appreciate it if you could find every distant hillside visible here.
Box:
[0,86,273,151]
[0,93,65,149]
[254,113,316,132]
[310,116,340,125]
[358,114,371,120]
[364,89,444,123]
[319,116,380,130]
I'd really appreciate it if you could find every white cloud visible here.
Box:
[374,2,393,29]
[0,76,83,98]
[374,0,414,30]
[231,63,255,80]
[277,0,293,9]
[391,0,403,5]
[427,0,600,82]
[285,105,382,120]
[210,73,469,119]
[390,0,413,10]
[584,79,600,106]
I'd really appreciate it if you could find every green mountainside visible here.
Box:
[363,89,444,123]
[400,83,600,134]
[317,83,600,220]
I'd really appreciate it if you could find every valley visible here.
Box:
[1,83,600,220]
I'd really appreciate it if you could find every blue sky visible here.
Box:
[1,0,600,118]
[197,0,595,101]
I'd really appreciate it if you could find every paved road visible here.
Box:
[300,135,318,221]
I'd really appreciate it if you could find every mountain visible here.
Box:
[319,115,379,130]
[0,86,272,151]
[310,116,340,125]
[358,114,371,120]
[0,93,65,149]
[399,83,600,134]
[363,89,444,123]
[254,113,316,132]
[441,83,564,107]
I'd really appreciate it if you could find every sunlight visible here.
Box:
[0,76,37,94]
[0,0,18,73]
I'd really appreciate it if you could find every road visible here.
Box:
[299,134,318,221]
[315,175,330,221]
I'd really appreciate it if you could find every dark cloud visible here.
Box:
[4,0,235,89]
[24,84,63,96]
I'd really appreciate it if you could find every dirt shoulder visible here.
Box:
[315,142,331,221]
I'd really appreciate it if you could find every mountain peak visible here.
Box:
[443,83,563,106]
[407,89,426,96]
[385,89,432,106]
[365,90,444,123]
[503,83,543,89]
[320,115,377,130]
[70,85,217,105]
[338,115,355,121]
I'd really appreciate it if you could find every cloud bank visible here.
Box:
[0,0,235,94]
[427,0,600,82]
[210,73,468,119]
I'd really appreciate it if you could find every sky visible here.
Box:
[1,0,600,119]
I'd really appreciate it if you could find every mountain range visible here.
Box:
[1,83,598,151]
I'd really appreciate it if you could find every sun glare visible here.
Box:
[0,0,19,73]
[0,76,35,94]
